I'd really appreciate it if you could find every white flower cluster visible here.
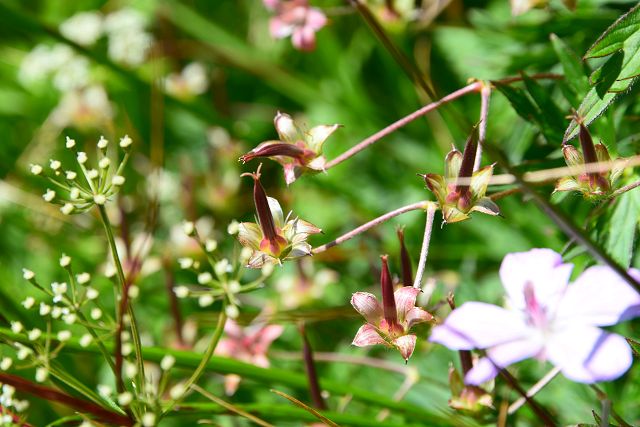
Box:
[172,221,273,318]
[0,384,29,426]
[31,135,132,215]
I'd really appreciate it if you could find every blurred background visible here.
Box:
[0,0,639,425]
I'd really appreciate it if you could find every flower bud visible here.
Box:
[65,136,76,149]
[97,136,108,149]
[30,164,43,175]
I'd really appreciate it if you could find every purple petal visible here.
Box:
[405,307,433,329]
[429,302,532,350]
[352,323,386,347]
[350,292,382,324]
[465,337,544,385]
[555,266,640,327]
[393,334,417,361]
[499,248,572,311]
[394,287,420,322]
[546,325,632,383]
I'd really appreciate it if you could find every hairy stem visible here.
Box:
[312,201,431,254]
[324,83,482,169]
[413,204,436,289]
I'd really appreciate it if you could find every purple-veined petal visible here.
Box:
[546,325,632,383]
[247,252,270,269]
[287,241,312,259]
[429,302,532,350]
[393,334,417,361]
[499,248,572,311]
[351,292,382,324]
[405,307,433,329]
[394,286,420,322]
[352,323,386,347]
[274,112,301,142]
[422,174,447,205]
[237,222,263,251]
[306,124,340,153]
[465,336,544,385]
[562,144,584,167]
[445,149,463,180]
[470,197,500,216]
[443,206,470,224]
[555,266,640,327]
[554,177,580,192]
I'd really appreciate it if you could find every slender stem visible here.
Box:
[300,324,326,410]
[474,84,491,172]
[589,384,633,427]
[192,384,274,427]
[97,205,146,395]
[0,373,132,426]
[311,201,431,254]
[492,73,563,84]
[489,187,521,201]
[162,307,227,416]
[607,179,640,199]
[498,369,556,426]
[413,205,436,289]
[324,83,482,170]
[508,366,560,414]
[163,259,184,346]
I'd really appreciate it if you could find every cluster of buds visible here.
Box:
[421,128,500,224]
[350,256,434,361]
[240,112,340,185]
[174,221,274,318]
[448,365,493,417]
[234,165,321,267]
[30,135,132,215]
[555,122,627,200]
[0,384,30,426]
[263,0,328,52]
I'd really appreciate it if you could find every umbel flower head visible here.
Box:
[240,112,340,185]
[351,255,434,361]
[420,127,499,224]
[555,122,627,200]
[30,135,132,215]
[236,164,321,268]
[263,0,328,52]
[431,248,640,385]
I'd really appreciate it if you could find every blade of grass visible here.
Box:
[192,384,274,427]
[271,389,340,427]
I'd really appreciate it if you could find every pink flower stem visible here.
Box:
[474,83,491,172]
[607,179,640,199]
[311,201,431,254]
[412,204,436,289]
[323,82,482,170]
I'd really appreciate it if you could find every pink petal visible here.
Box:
[351,292,382,324]
[283,164,298,185]
[429,302,532,350]
[224,374,242,395]
[253,354,271,369]
[464,337,544,385]
[546,325,632,383]
[499,249,572,311]
[393,335,417,361]
[263,0,280,10]
[555,266,640,327]
[394,286,420,322]
[291,26,316,51]
[352,324,387,347]
[405,307,433,329]
[269,18,294,39]
[252,324,284,354]
[305,8,327,31]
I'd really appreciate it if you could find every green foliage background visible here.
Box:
[0,0,639,425]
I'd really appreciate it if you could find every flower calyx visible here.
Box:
[240,112,340,185]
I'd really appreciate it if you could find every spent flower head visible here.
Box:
[236,165,321,267]
[555,122,628,200]
[351,255,434,361]
[240,112,340,185]
[420,127,499,224]
[430,248,640,384]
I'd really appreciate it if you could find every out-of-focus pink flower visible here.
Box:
[430,248,640,385]
[351,255,433,361]
[216,320,284,395]
[264,0,327,51]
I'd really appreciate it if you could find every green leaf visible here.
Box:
[564,4,640,141]
[521,72,566,140]
[550,34,590,95]
[606,189,639,268]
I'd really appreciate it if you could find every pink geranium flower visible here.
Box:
[263,0,327,51]
[216,320,284,395]
[351,255,433,361]
[430,248,640,384]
